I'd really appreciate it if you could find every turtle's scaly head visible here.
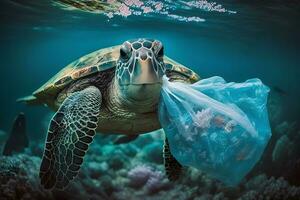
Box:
[115,38,165,103]
[116,38,165,85]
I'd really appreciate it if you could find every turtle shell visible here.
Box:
[31,45,199,102]
[164,56,200,83]
[55,0,121,14]
[33,45,121,99]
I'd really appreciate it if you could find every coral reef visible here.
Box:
[1,89,300,199]
[0,154,52,200]
[248,89,300,186]
[1,129,300,200]
[239,175,300,200]
[54,0,236,23]
[127,165,169,194]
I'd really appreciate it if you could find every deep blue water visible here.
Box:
[1,1,300,199]
[0,0,299,140]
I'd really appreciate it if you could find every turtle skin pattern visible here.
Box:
[40,86,101,190]
[163,138,182,181]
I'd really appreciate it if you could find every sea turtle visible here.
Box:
[20,38,200,190]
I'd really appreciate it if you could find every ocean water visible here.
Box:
[0,1,300,199]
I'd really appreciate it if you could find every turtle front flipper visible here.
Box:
[163,137,182,181]
[40,86,101,190]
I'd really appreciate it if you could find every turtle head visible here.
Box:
[116,38,165,85]
[115,38,165,108]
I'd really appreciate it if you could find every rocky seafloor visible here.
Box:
[1,90,300,200]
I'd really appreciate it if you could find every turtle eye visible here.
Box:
[120,47,131,61]
[158,48,164,57]
[157,46,164,58]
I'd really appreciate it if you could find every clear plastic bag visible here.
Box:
[159,76,271,185]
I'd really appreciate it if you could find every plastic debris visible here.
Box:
[159,76,271,185]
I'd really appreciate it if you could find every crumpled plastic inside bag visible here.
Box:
[159,76,271,185]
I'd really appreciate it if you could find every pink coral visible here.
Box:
[125,0,144,7]
[107,0,116,4]
[155,2,163,11]
[127,165,164,192]
[184,0,227,13]
[118,3,132,17]
[142,6,153,14]
[106,12,114,18]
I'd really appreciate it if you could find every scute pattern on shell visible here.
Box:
[30,42,199,101]
[164,56,200,83]
[33,45,121,98]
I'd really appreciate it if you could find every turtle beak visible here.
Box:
[117,51,164,102]
[131,54,162,85]
[129,49,164,85]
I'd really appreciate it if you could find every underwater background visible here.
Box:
[0,0,300,199]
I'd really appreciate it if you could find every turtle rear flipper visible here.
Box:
[40,86,101,190]
[163,137,182,181]
[17,95,42,105]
